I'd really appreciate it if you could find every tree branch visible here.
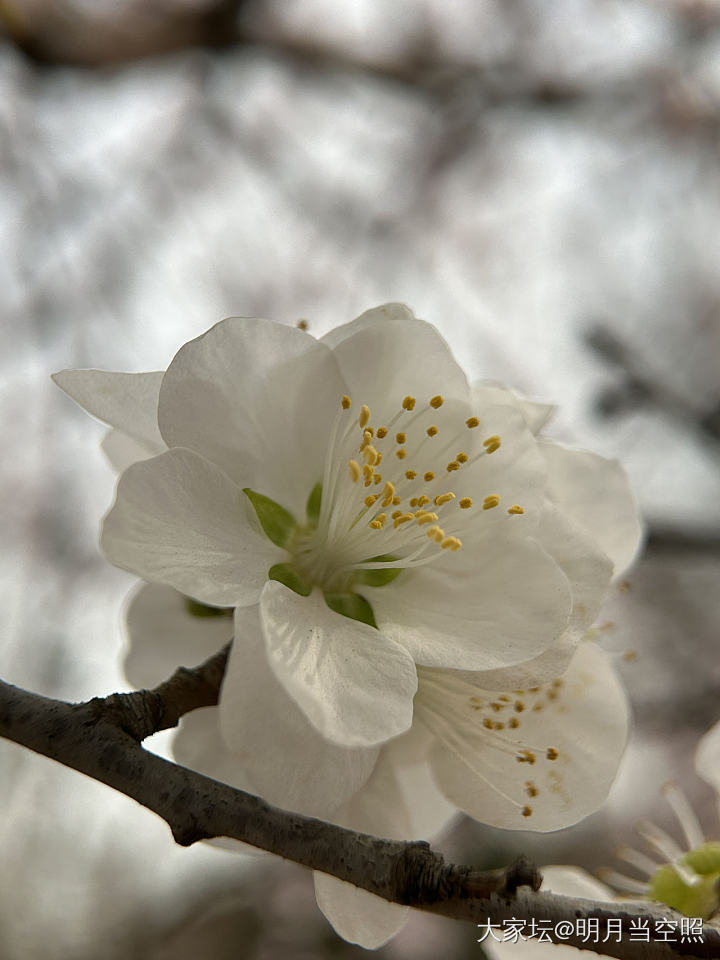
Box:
[0,651,718,958]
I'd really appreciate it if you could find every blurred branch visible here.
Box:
[0,649,719,957]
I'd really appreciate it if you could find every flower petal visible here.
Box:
[541,441,644,578]
[313,729,455,949]
[322,303,470,423]
[158,317,347,518]
[418,642,629,831]
[52,369,165,454]
[218,605,378,818]
[101,447,278,606]
[471,381,555,435]
[260,580,418,747]
[101,429,160,472]
[124,582,232,689]
[365,536,572,671]
[695,720,720,800]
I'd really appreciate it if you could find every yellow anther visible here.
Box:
[341,395,352,410]
[483,495,501,510]
[364,479,373,487]
[522,805,533,818]
[373,473,383,485]
[430,395,444,409]
[359,405,371,428]
[508,504,525,515]
[456,452,469,463]
[363,427,374,441]
[525,782,539,798]
[466,416,480,428]
[546,748,559,761]
[369,519,383,530]
[441,536,462,551]
[396,432,406,444]
[417,512,439,525]
[424,471,435,482]
[363,445,380,465]
[409,497,418,507]
[402,396,416,411]
[392,495,402,505]
[363,463,373,477]
[394,513,415,528]
[376,426,388,439]
[396,449,407,460]
[405,470,417,480]
[482,717,494,730]
[446,461,460,472]
[375,452,383,465]
[483,435,501,447]
[417,495,431,507]
[517,750,537,765]
[391,510,403,519]
[508,717,520,729]
[365,494,379,508]
[349,460,361,483]
[426,425,439,438]
[459,497,473,509]
[376,513,387,524]
[514,700,525,713]
[297,319,309,331]
[381,482,395,507]
[434,492,456,506]
[427,525,445,542]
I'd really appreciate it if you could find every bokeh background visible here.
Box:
[2,1,720,957]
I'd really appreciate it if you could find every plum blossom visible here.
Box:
[54,304,642,948]
[53,304,641,754]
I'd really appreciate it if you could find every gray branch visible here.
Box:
[0,650,717,959]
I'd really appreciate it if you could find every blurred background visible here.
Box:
[1,0,720,957]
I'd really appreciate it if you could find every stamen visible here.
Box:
[402,396,416,411]
[508,505,525,515]
[434,492,456,506]
[522,805,533,818]
[466,416,480,428]
[416,512,439,525]
[662,782,705,850]
[441,536,462,551]
[635,819,685,863]
[364,495,379,507]
[598,870,650,895]
[405,470,417,480]
[446,461,460,472]
[616,846,662,877]
[456,452,469,463]
[394,513,415,528]
[417,495,431,506]
[376,427,388,439]
[349,460,361,483]
[424,471,435,482]
[396,449,407,459]
[459,497,473,509]
[427,525,444,542]
[359,405,371,428]
[484,435,502,454]
[546,748,559,760]
[426,426,439,438]
[430,395,444,409]
[341,395,352,410]
[381,482,395,507]
[396,432,407,444]
[483,495,501,510]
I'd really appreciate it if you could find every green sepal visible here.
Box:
[324,591,378,628]
[649,844,720,920]
[184,597,233,619]
[353,555,403,588]
[306,482,322,527]
[243,488,297,548]
[269,563,313,597]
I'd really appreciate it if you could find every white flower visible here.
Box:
[53,304,642,755]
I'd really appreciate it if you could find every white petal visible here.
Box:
[124,582,232,689]
[419,642,629,831]
[52,369,165,454]
[450,637,578,693]
[218,606,378,818]
[101,448,278,606]
[313,875,409,949]
[541,441,643,578]
[101,429,160,473]
[260,581,418,747]
[173,706,253,791]
[321,303,470,423]
[365,537,572,671]
[313,729,455,950]
[471,381,555,435]
[536,502,613,638]
[695,720,720,799]
[158,317,347,517]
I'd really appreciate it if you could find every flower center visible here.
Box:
[294,393,524,588]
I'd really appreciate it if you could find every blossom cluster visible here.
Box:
[54,304,643,948]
